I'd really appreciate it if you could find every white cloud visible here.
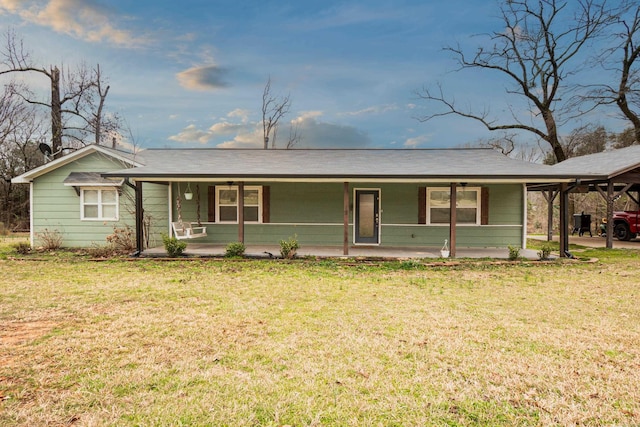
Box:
[0,0,147,47]
[227,109,250,122]
[168,124,214,144]
[215,129,263,148]
[403,134,431,148]
[168,114,260,146]
[168,110,371,148]
[288,112,370,148]
[0,0,22,13]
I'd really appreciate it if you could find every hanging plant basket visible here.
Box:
[184,182,193,200]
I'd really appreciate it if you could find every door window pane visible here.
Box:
[358,193,375,238]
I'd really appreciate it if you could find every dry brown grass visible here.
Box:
[1,247,639,426]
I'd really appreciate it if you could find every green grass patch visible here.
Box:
[1,241,640,425]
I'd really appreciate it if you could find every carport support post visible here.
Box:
[238,182,244,244]
[343,182,349,255]
[449,183,457,258]
[596,181,632,249]
[543,188,558,241]
[606,181,614,249]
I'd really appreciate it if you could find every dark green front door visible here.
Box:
[355,190,380,244]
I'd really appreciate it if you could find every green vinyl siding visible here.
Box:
[377,183,420,224]
[200,224,345,246]
[269,183,344,223]
[140,183,170,249]
[31,152,168,248]
[380,225,523,248]
[487,184,523,225]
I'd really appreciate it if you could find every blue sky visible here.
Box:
[0,0,630,151]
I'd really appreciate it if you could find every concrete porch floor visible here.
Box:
[143,243,542,260]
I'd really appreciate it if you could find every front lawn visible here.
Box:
[1,240,639,426]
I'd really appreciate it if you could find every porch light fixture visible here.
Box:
[184,182,193,200]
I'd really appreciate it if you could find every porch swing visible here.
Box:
[171,183,207,240]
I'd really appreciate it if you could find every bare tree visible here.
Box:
[285,120,302,149]
[542,124,609,163]
[262,76,292,149]
[613,126,637,148]
[0,30,116,157]
[467,132,546,162]
[416,0,614,163]
[578,3,640,142]
[0,88,45,229]
[63,63,120,147]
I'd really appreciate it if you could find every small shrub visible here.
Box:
[106,225,136,253]
[225,241,246,258]
[537,244,553,260]
[88,244,118,258]
[279,234,299,259]
[13,241,31,255]
[398,259,422,270]
[508,245,521,261]
[36,228,63,250]
[162,234,187,257]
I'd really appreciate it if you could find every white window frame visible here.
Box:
[80,187,119,221]
[426,187,481,225]
[216,185,262,224]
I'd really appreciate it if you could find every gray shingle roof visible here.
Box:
[550,145,640,178]
[107,148,586,181]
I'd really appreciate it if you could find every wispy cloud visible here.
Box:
[0,0,147,47]
[292,4,399,31]
[176,65,229,91]
[343,104,398,116]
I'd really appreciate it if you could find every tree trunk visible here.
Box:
[543,110,566,163]
[50,66,63,158]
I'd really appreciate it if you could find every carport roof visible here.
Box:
[104,147,590,182]
[550,145,640,179]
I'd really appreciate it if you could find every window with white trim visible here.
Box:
[81,188,119,221]
[216,186,262,223]
[427,187,481,225]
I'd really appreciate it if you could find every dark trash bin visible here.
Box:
[571,212,592,237]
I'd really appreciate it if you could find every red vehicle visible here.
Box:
[612,210,640,241]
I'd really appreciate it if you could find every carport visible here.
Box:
[530,145,640,255]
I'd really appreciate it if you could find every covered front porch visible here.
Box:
[142,243,542,260]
